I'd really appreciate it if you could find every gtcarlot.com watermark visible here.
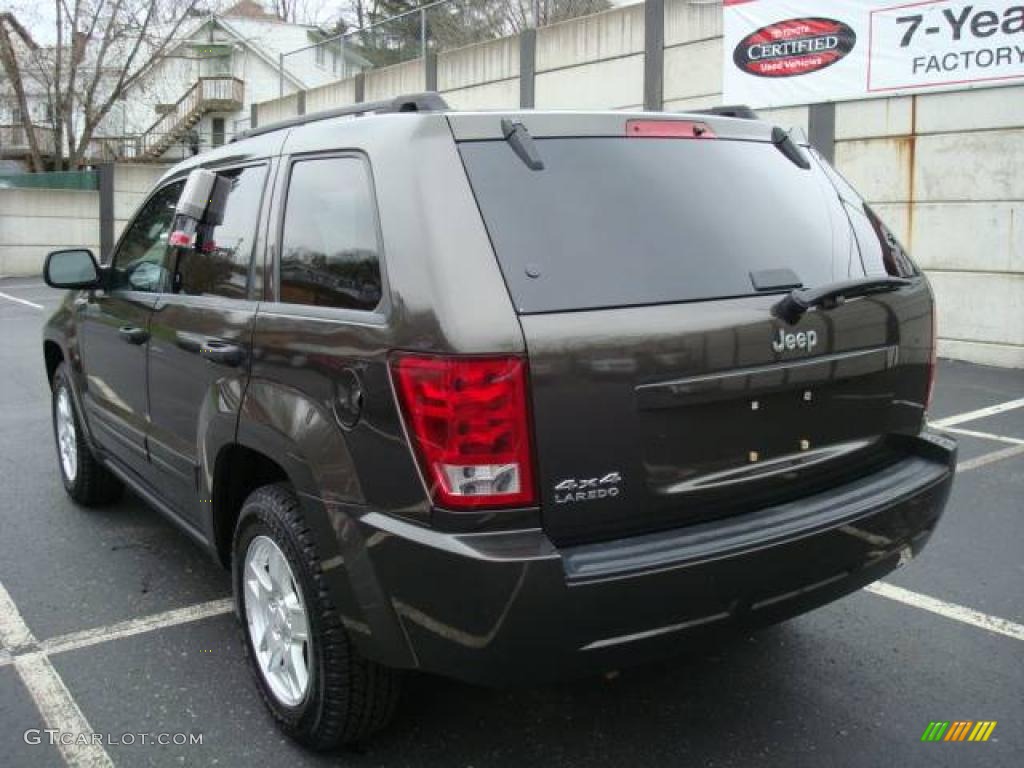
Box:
[24,729,203,747]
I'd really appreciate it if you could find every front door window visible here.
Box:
[109,181,185,293]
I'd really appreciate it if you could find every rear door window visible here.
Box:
[458,138,849,314]
[278,156,383,312]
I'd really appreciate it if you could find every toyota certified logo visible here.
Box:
[734,17,856,78]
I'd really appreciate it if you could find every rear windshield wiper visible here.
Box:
[771,126,810,170]
[773,276,913,324]
[501,118,544,171]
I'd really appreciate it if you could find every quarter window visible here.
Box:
[110,181,185,293]
[279,157,383,312]
[174,165,267,299]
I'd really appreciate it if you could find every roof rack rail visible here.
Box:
[233,92,449,142]
[689,105,759,120]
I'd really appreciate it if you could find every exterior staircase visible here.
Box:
[138,77,244,160]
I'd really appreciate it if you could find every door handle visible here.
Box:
[118,325,149,344]
[199,341,243,367]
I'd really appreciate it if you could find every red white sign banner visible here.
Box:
[724,0,1024,108]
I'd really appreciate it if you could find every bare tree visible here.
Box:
[0,13,49,170]
[272,0,332,25]
[0,1,200,171]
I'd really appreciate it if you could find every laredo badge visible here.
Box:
[554,472,622,504]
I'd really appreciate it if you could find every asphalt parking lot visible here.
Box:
[1,275,1022,768]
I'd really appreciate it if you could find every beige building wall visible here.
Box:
[0,164,169,277]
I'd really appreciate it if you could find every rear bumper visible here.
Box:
[346,432,956,685]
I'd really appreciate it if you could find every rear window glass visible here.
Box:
[458,138,851,314]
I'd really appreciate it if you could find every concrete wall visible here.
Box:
[306,78,358,113]
[365,59,427,103]
[0,189,99,276]
[834,89,1024,368]
[439,36,520,110]
[663,0,723,111]
[536,4,646,110]
[0,163,169,277]
[112,164,170,240]
[210,1,1024,368]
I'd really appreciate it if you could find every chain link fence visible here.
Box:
[279,0,612,95]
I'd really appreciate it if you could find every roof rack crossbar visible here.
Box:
[233,91,449,142]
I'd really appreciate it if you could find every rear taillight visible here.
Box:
[390,354,536,510]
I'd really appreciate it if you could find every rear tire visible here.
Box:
[233,483,401,749]
[51,363,123,506]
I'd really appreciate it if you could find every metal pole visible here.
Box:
[279,53,284,97]
[420,8,427,60]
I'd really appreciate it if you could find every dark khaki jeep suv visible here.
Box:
[42,93,956,748]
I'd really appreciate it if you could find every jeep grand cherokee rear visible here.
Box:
[379,111,954,684]
[41,103,955,750]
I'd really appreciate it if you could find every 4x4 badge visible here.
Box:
[554,472,622,504]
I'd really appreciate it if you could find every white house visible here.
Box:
[99,0,369,162]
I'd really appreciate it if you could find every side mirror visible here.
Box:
[43,249,101,289]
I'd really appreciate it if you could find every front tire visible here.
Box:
[51,363,123,506]
[233,484,400,749]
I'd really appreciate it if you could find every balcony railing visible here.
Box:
[0,124,56,158]
[139,76,244,158]
[86,136,143,162]
[1,126,142,163]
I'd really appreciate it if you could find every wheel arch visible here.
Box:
[211,418,416,669]
[43,339,64,386]
[210,442,290,568]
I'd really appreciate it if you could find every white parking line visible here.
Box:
[865,582,1024,643]
[0,290,44,310]
[931,397,1024,428]
[0,598,233,669]
[0,581,113,768]
[938,425,1024,446]
[38,598,233,657]
[0,583,35,650]
[957,443,1024,473]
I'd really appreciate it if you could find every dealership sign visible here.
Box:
[724,1,1024,108]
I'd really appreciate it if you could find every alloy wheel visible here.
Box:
[243,535,312,707]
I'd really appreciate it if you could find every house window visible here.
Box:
[10,107,23,142]
[209,55,231,76]
[211,117,225,148]
[315,45,326,68]
[194,44,232,77]
[331,50,339,74]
